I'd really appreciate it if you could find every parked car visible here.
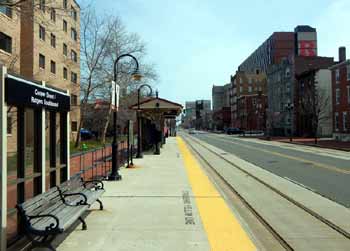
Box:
[80,128,96,140]
[226,128,243,135]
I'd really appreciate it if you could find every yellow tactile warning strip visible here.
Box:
[177,137,257,251]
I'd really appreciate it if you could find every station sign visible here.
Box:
[5,75,70,111]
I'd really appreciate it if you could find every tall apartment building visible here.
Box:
[239,32,295,74]
[330,47,350,141]
[238,25,317,74]
[20,0,80,139]
[0,4,21,72]
[1,1,81,244]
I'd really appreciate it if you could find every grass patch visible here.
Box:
[70,136,128,154]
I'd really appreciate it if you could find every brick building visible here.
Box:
[237,93,267,132]
[330,47,350,141]
[230,71,267,129]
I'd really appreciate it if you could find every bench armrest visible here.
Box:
[62,192,88,206]
[27,214,63,236]
[83,179,104,190]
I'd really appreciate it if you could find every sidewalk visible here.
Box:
[55,137,256,251]
[259,136,350,151]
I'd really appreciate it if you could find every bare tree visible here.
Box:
[77,7,158,145]
[75,8,116,146]
[300,81,331,143]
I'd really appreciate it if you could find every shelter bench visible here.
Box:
[16,175,105,251]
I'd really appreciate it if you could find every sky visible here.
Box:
[80,0,350,106]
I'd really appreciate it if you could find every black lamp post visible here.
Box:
[136,84,153,158]
[109,53,141,181]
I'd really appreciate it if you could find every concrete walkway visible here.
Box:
[57,138,211,251]
[55,137,257,251]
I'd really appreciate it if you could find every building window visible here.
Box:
[7,114,12,134]
[63,0,68,9]
[71,94,78,106]
[0,6,13,18]
[335,112,339,131]
[63,43,67,56]
[39,54,45,69]
[240,78,243,84]
[50,60,56,74]
[348,86,350,104]
[71,49,77,62]
[347,65,350,81]
[336,69,340,82]
[71,71,77,84]
[63,20,67,32]
[63,67,68,79]
[50,33,56,48]
[39,25,45,40]
[71,121,78,132]
[248,86,252,93]
[39,0,45,11]
[0,32,12,53]
[50,8,56,22]
[343,112,347,131]
[285,67,290,77]
[248,77,252,84]
[71,6,77,21]
[336,88,340,104]
[71,28,77,41]
[239,86,243,93]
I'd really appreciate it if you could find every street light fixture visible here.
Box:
[136,84,153,158]
[109,53,141,181]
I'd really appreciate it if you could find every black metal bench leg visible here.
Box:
[79,216,87,230]
[97,199,104,210]
[47,243,57,251]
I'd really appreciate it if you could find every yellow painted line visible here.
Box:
[209,136,350,175]
[177,137,256,251]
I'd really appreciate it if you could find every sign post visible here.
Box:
[0,65,7,251]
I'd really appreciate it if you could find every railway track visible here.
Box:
[182,133,350,250]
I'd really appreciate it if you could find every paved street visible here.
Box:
[192,132,350,208]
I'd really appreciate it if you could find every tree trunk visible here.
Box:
[101,104,113,144]
[75,116,83,148]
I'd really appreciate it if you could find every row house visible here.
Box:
[230,70,267,131]
[267,55,334,137]
[330,47,350,141]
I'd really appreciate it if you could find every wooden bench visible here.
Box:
[16,175,105,251]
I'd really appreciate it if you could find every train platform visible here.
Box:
[54,137,257,251]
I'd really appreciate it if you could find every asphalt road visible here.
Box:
[191,132,350,208]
